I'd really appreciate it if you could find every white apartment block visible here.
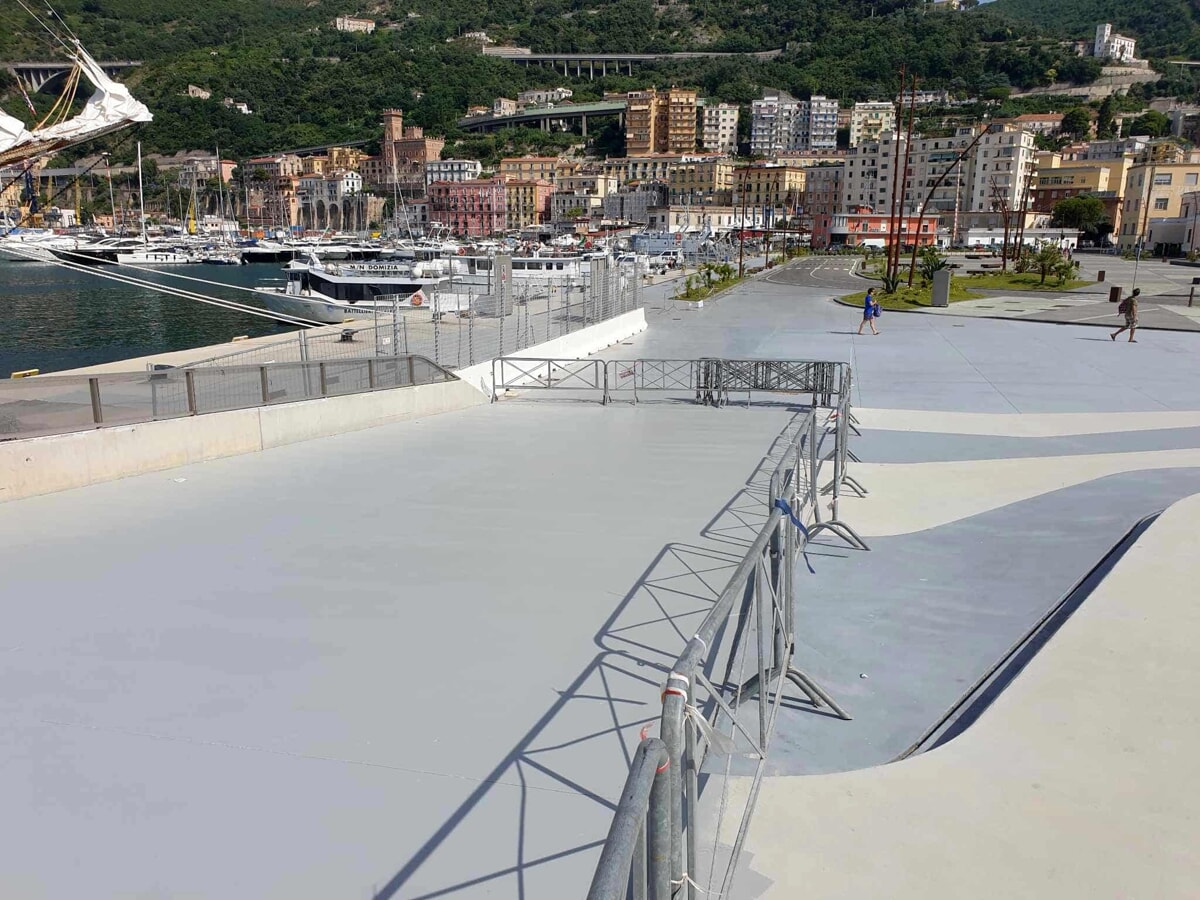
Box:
[1084,137,1148,160]
[518,88,574,106]
[849,102,896,148]
[970,126,1038,214]
[551,172,615,221]
[841,125,1033,217]
[750,89,803,157]
[699,101,739,155]
[335,15,376,33]
[798,96,839,152]
[1094,24,1136,62]
[425,158,483,187]
[299,170,363,204]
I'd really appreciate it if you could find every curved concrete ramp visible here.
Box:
[725,491,1200,899]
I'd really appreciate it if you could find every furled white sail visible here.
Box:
[0,41,152,165]
[0,110,35,151]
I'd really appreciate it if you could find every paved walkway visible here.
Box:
[4,257,1200,898]
[723,490,1200,899]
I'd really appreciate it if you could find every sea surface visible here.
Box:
[0,260,294,376]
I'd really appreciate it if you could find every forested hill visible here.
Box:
[987,0,1200,59]
[0,0,1183,162]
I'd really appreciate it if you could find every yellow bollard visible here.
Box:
[10,369,39,379]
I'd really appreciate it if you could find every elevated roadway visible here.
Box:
[485,48,782,79]
[5,60,141,92]
[459,99,625,134]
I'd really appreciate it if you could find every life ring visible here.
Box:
[410,292,424,307]
[457,247,466,255]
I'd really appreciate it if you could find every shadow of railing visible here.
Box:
[368,412,814,899]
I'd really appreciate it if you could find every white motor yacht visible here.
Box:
[256,255,452,324]
[0,228,81,262]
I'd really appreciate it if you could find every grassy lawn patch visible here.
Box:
[843,282,982,310]
[960,271,1093,292]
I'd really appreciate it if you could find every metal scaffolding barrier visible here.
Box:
[581,365,868,900]
[491,357,850,409]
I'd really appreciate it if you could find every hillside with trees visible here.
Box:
[987,0,1200,59]
[0,0,1186,164]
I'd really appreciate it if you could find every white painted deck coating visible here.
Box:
[6,257,1200,898]
[726,490,1200,899]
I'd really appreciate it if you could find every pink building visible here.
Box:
[428,178,507,237]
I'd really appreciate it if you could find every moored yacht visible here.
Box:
[255,255,451,324]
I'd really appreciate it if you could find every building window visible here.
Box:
[1154,173,1173,185]
[1155,198,1169,210]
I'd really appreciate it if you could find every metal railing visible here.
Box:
[0,354,454,441]
[492,356,848,409]
[586,369,868,900]
[184,259,643,373]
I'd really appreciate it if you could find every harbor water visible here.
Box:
[0,260,293,376]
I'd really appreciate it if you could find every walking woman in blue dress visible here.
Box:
[858,287,880,335]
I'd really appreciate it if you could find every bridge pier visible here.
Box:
[7,61,141,95]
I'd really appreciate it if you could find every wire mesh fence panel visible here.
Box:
[323,359,373,396]
[264,364,317,404]
[186,334,306,369]
[188,367,269,414]
[0,376,105,439]
[1,354,456,441]
[97,372,186,426]
[149,373,192,419]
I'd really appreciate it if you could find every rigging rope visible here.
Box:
[2,242,324,328]
[13,0,71,52]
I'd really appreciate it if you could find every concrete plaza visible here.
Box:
[3,257,1200,898]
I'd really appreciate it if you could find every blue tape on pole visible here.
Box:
[774,498,816,574]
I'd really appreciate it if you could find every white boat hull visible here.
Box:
[260,292,378,325]
[116,250,198,265]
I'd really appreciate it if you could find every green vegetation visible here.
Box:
[0,0,1151,161]
[1126,109,1171,137]
[963,271,1092,291]
[988,0,1200,60]
[1051,194,1108,235]
[844,281,982,310]
[676,263,740,301]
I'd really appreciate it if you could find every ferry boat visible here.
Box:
[255,256,451,324]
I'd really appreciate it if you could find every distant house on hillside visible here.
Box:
[335,15,376,33]
[1094,24,1137,62]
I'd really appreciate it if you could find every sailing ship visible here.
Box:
[0,42,152,168]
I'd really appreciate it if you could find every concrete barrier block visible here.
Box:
[460,308,648,396]
[0,383,480,503]
[0,409,264,503]
[258,379,484,450]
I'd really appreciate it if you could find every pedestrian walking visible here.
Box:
[1111,288,1140,342]
[858,287,880,335]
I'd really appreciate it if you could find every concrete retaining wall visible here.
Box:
[0,379,485,504]
[0,308,649,503]
[456,307,648,396]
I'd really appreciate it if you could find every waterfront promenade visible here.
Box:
[3,257,1199,897]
